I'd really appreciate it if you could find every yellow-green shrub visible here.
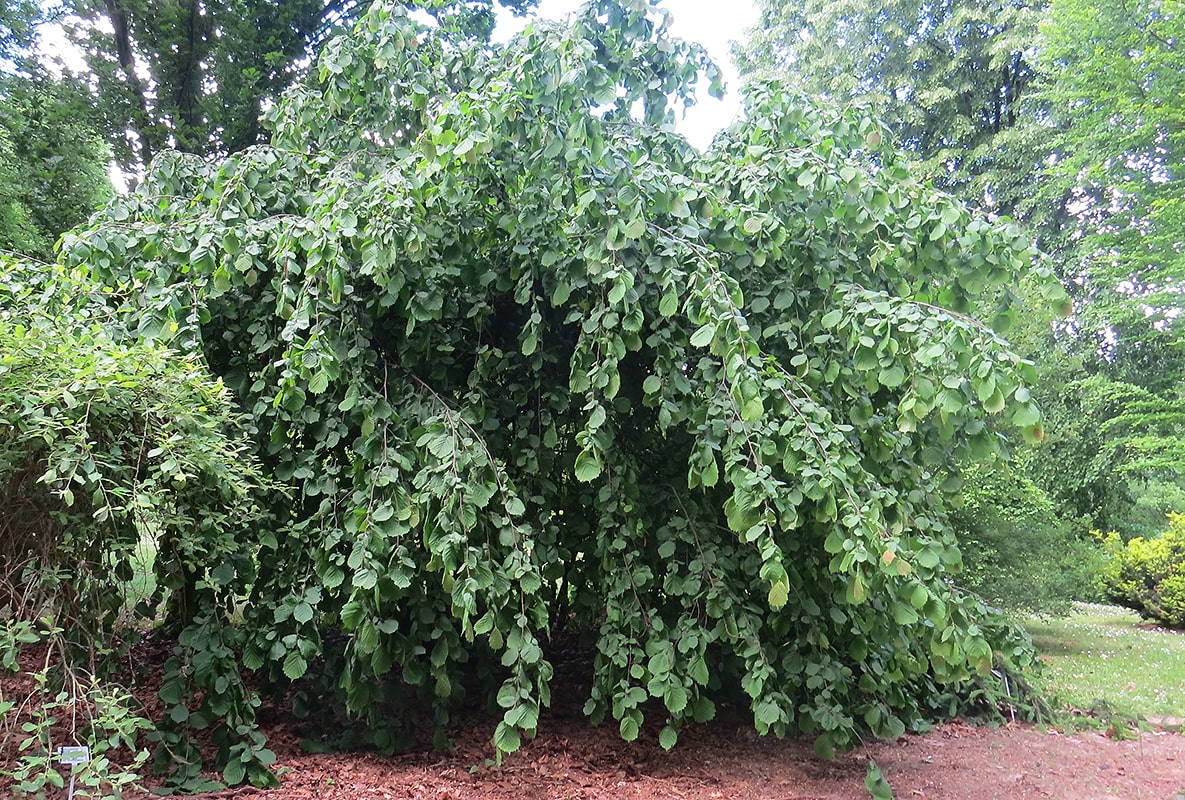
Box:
[1099,514,1185,627]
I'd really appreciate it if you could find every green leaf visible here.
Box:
[878,365,905,388]
[223,759,246,786]
[658,289,679,317]
[700,453,719,487]
[742,216,763,235]
[623,216,646,239]
[664,684,689,714]
[690,323,716,348]
[740,392,764,421]
[659,726,678,751]
[308,370,330,394]
[854,347,879,371]
[494,721,521,754]
[1011,403,1040,427]
[755,700,781,726]
[282,651,307,681]
[573,450,602,482]
[522,331,538,356]
[864,760,895,800]
[292,602,314,624]
[767,579,789,610]
[814,734,836,761]
[820,308,843,328]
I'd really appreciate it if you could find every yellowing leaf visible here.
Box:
[768,579,790,609]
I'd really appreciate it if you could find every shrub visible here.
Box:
[0,256,277,789]
[49,0,1068,780]
[1099,513,1185,627]
[950,461,1105,613]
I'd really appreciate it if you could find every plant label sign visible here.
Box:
[57,746,91,765]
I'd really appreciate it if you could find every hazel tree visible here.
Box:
[63,0,1064,780]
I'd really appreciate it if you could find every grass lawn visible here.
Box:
[1025,602,1185,723]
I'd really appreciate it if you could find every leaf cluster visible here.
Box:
[0,255,272,785]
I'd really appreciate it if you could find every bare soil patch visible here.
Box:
[228,718,1185,800]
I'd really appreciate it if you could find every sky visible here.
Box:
[495,0,761,149]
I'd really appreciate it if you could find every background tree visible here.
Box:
[1029,0,1185,533]
[0,0,39,58]
[736,0,1047,218]
[0,3,111,257]
[68,0,539,172]
[60,0,1064,782]
[1038,0,1184,330]
[0,69,113,257]
[741,0,1185,569]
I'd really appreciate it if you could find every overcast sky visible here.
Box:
[495,0,761,149]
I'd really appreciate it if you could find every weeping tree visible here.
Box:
[62,0,1065,783]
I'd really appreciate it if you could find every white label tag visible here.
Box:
[57,746,91,765]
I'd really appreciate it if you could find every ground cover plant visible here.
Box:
[5,0,1070,788]
[1027,602,1185,723]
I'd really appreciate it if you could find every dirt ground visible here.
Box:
[237,717,1185,800]
[4,642,1185,800]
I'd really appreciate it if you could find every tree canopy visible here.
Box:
[736,0,1045,217]
[740,0,1185,546]
[0,2,111,257]
[1039,0,1184,330]
[68,0,538,171]
[3,0,1070,785]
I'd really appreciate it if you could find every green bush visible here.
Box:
[949,461,1105,613]
[1099,513,1185,627]
[0,256,277,790]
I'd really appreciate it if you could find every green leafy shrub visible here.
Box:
[0,256,276,788]
[1099,513,1185,627]
[950,461,1105,613]
[55,0,1066,781]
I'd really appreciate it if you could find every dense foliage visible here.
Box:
[740,0,1185,566]
[949,460,1102,613]
[0,253,267,669]
[1100,514,1185,628]
[0,69,112,258]
[67,0,538,170]
[736,0,1045,217]
[1039,0,1184,325]
[0,0,112,258]
[49,0,1070,782]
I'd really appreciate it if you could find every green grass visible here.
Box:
[1025,602,1185,722]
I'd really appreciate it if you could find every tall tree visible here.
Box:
[1039,0,1184,333]
[69,0,538,172]
[740,0,1185,542]
[736,0,1046,217]
[0,69,113,257]
[64,0,1062,781]
[0,3,112,257]
[0,0,40,58]
[1028,0,1185,510]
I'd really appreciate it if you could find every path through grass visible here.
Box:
[1025,602,1185,723]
